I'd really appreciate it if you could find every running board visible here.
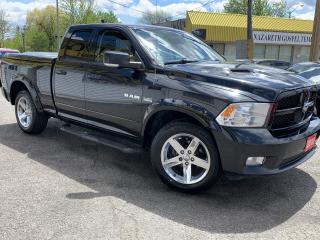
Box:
[60,124,143,154]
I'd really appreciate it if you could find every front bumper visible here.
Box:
[212,117,320,176]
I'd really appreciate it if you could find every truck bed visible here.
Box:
[1,52,58,112]
[4,52,57,64]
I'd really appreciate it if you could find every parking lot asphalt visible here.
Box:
[0,95,320,240]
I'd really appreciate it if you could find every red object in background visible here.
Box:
[305,134,317,152]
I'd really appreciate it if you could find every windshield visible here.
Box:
[132,28,224,65]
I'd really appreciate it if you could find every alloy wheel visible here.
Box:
[17,97,32,128]
[160,133,211,185]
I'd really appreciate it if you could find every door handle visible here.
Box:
[56,70,67,75]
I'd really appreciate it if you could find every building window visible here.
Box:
[299,46,310,62]
[265,45,279,59]
[224,44,236,60]
[254,45,266,59]
[279,46,292,62]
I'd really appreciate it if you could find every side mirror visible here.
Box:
[103,51,143,69]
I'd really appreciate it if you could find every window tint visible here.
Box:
[95,31,137,62]
[65,30,93,59]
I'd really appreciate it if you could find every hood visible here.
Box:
[165,61,313,101]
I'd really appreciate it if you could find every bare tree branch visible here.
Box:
[0,9,10,48]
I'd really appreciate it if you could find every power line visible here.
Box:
[105,0,146,14]
[170,0,216,19]
[104,0,216,19]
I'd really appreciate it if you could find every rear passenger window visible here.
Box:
[95,30,139,62]
[65,30,93,59]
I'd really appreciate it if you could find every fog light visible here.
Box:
[246,157,265,166]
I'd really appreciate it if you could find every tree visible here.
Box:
[224,0,247,15]
[2,1,119,52]
[224,0,289,17]
[26,6,60,51]
[4,26,23,51]
[0,9,10,48]
[61,0,95,24]
[139,10,173,25]
[61,0,119,25]
[270,0,288,18]
[96,11,118,23]
[26,26,49,51]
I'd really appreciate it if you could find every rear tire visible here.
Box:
[15,90,48,134]
[150,121,221,192]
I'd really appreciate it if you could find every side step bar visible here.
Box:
[60,124,143,154]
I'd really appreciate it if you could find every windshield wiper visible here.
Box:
[164,59,200,65]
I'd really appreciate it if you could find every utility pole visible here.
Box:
[21,25,26,52]
[247,0,253,60]
[56,0,60,51]
[310,0,320,61]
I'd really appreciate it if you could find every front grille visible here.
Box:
[277,94,301,110]
[270,87,317,138]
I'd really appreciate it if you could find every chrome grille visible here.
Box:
[270,87,317,138]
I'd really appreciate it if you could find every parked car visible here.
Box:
[1,24,320,192]
[288,62,320,115]
[0,48,20,60]
[236,59,292,69]
[288,62,320,82]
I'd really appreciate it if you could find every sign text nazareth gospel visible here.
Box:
[253,31,312,46]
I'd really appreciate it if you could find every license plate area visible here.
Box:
[304,134,317,152]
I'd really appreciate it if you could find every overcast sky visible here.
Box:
[0,0,316,26]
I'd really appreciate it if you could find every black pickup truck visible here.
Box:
[1,24,320,191]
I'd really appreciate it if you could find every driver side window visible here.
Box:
[95,30,139,63]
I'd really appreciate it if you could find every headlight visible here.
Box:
[216,103,272,127]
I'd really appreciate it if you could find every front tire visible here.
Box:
[15,90,48,134]
[150,121,221,192]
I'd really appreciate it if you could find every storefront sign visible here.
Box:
[253,31,312,46]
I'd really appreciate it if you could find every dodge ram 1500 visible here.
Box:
[1,24,320,191]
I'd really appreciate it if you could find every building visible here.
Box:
[165,11,314,63]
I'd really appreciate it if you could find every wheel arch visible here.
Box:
[10,80,43,112]
[142,104,219,148]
